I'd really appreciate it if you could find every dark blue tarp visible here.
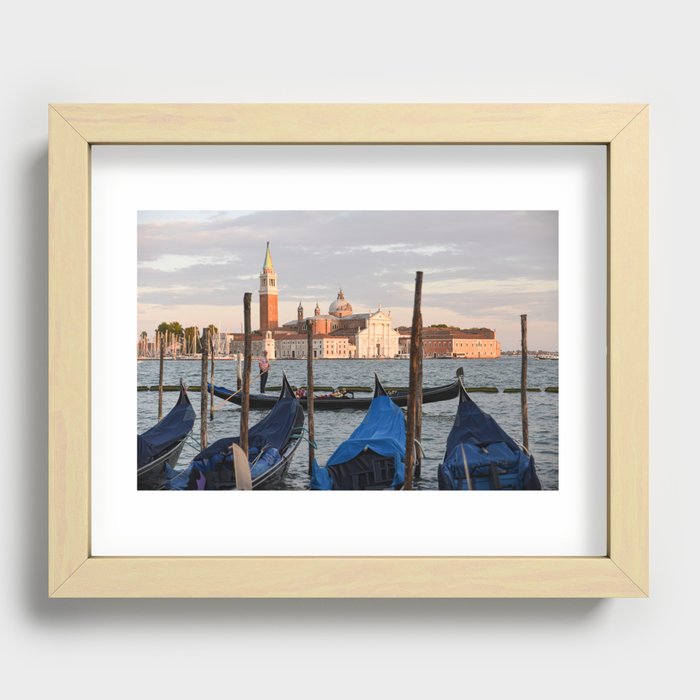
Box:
[438,391,541,490]
[311,395,406,489]
[137,387,195,469]
[167,388,300,489]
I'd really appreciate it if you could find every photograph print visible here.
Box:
[137,210,558,491]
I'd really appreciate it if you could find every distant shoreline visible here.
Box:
[135,356,526,362]
[137,355,557,361]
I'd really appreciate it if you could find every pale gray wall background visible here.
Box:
[1,1,695,698]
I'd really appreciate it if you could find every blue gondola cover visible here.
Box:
[311,394,406,490]
[438,390,541,490]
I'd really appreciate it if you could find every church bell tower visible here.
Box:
[259,242,278,332]
[297,301,304,332]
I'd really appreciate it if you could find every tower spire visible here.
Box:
[262,241,274,272]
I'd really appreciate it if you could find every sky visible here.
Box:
[138,210,558,350]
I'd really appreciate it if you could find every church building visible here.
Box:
[228,243,498,360]
[281,288,400,359]
[232,243,401,358]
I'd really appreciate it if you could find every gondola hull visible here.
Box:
[167,376,305,490]
[437,380,542,490]
[210,368,463,411]
[137,383,195,490]
[137,438,188,490]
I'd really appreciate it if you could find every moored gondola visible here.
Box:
[310,375,406,490]
[138,381,196,490]
[167,374,305,490]
[437,378,542,490]
[209,367,464,411]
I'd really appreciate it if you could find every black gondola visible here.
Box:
[167,374,305,490]
[437,377,542,490]
[310,375,407,490]
[137,381,195,490]
[209,367,464,411]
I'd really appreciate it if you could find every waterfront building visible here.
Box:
[398,326,501,358]
[283,290,400,358]
[276,333,352,359]
[229,330,277,359]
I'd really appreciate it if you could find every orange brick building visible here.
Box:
[398,327,501,359]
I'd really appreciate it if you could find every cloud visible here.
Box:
[139,253,241,272]
[396,277,559,296]
[339,243,457,256]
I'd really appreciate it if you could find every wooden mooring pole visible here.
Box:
[307,323,315,476]
[200,327,209,449]
[158,331,164,420]
[209,329,215,421]
[240,293,252,457]
[521,313,529,451]
[414,312,423,479]
[404,271,423,490]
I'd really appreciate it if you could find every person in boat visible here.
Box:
[258,351,270,393]
[295,387,307,399]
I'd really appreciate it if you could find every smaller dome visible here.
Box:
[329,289,353,317]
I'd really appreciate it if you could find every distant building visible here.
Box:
[398,326,501,359]
[276,333,353,359]
[282,291,400,358]
[229,330,277,359]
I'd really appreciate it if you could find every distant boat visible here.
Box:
[437,378,542,490]
[209,367,464,411]
[167,375,305,490]
[310,375,406,490]
[137,381,195,490]
[536,352,558,360]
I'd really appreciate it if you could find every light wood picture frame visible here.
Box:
[48,104,648,598]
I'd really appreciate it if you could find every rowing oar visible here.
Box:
[213,371,270,411]
[459,443,473,491]
[231,443,253,490]
[217,387,242,404]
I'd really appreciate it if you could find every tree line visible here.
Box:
[138,322,219,355]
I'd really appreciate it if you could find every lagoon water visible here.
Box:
[137,357,558,490]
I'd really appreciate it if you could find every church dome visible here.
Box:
[329,289,353,317]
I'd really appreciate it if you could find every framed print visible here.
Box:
[48,104,648,597]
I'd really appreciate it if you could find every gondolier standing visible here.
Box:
[258,350,270,393]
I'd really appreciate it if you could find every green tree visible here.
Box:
[157,321,184,336]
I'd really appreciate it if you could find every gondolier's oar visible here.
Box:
[216,387,242,403]
[231,443,253,490]
[213,371,266,406]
